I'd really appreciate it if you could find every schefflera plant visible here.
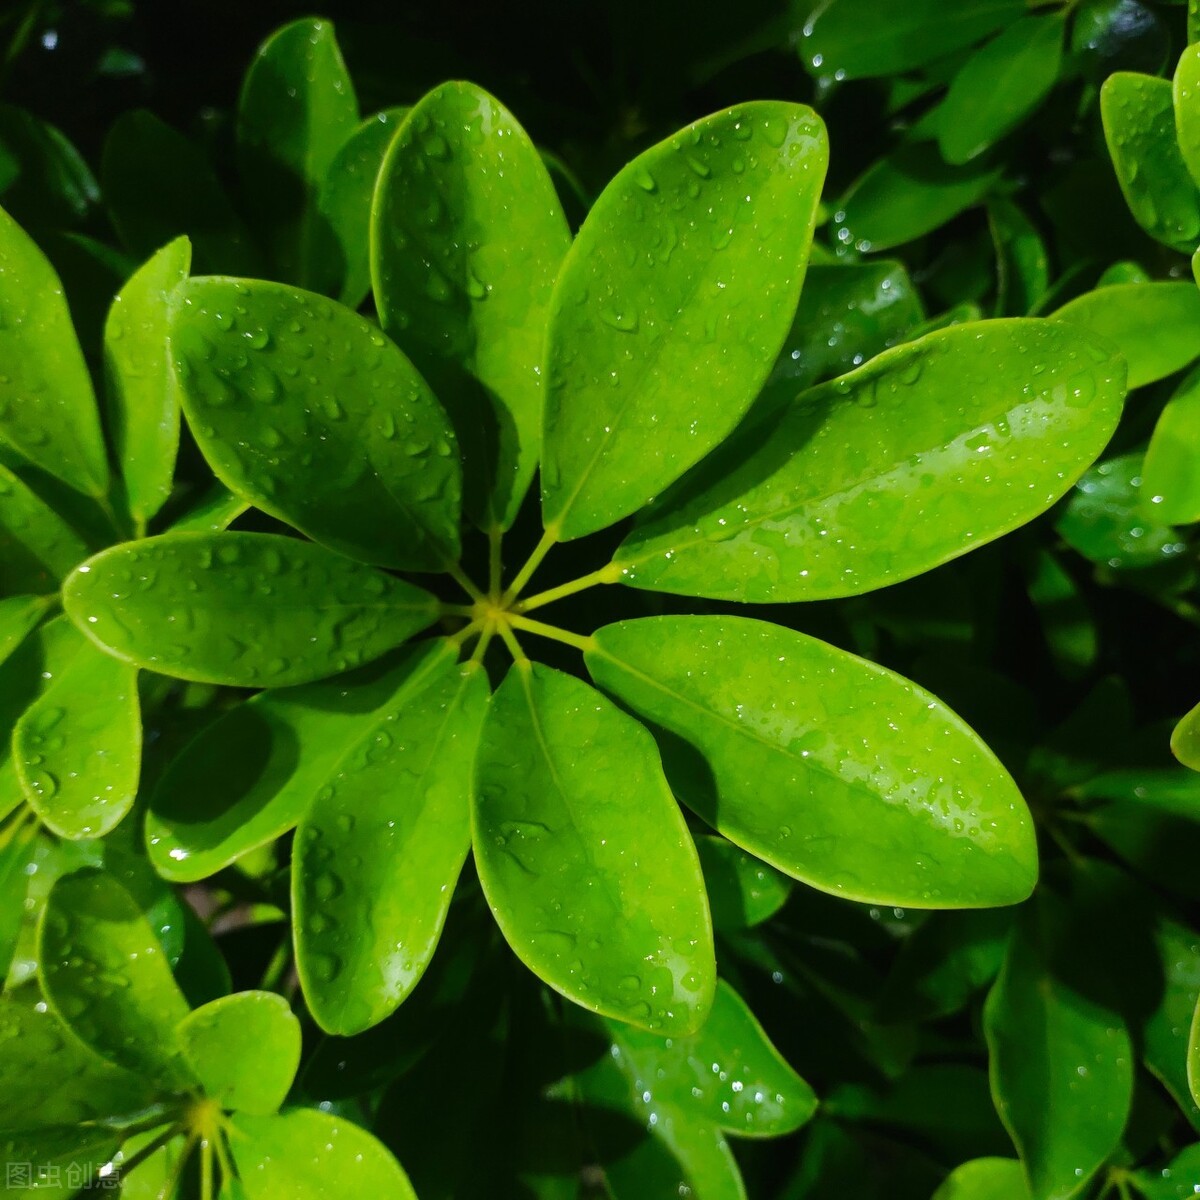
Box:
[64,82,1127,1049]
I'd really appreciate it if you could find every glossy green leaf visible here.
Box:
[372,82,571,530]
[937,15,1065,165]
[177,991,301,1114]
[588,617,1036,907]
[104,236,191,525]
[614,320,1125,602]
[173,277,461,570]
[540,101,827,540]
[695,835,791,930]
[146,641,454,881]
[800,0,1023,80]
[1143,366,1200,524]
[62,532,438,687]
[101,110,261,273]
[0,816,36,983]
[237,17,359,294]
[228,1109,416,1200]
[1191,995,1200,1108]
[169,483,249,534]
[38,870,193,1088]
[1174,703,1200,771]
[0,595,49,667]
[989,200,1050,316]
[13,634,140,839]
[0,1126,118,1199]
[321,108,407,309]
[1175,45,1200,190]
[1102,72,1200,251]
[932,1158,1030,1200]
[763,260,924,395]
[473,663,715,1035]
[294,657,489,1035]
[1057,453,1186,572]
[0,204,108,498]
[0,463,88,595]
[984,890,1133,1200]
[833,144,1001,253]
[112,1128,189,1200]
[1143,918,1200,1129]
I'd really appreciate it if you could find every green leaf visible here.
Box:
[1101,72,1200,251]
[104,236,191,525]
[0,204,108,498]
[473,663,715,1035]
[833,144,1001,253]
[984,889,1133,1200]
[0,463,88,595]
[101,110,261,273]
[1174,703,1200,771]
[936,14,1065,165]
[1024,550,1098,679]
[1143,917,1200,1129]
[1143,366,1200,525]
[62,532,438,687]
[1133,1144,1200,1200]
[13,635,140,839]
[294,657,489,1035]
[614,319,1125,602]
[146,641,455,881]
[0,817,36,983]
[800,0,1024,80]
[177,991,301,1114]
[0,104,98,228]
[588,617,1036,907]
[0,1126,119,1199]
[695,835,791,930]
[169,483,249,534]
[321,108,407,309]
[173,277,461,570]
[372,82,571,530]
[932,1159,1030,1200]
[38,869,193,1088]
[236,17,359,294]
[989,200,1050,317]
[540,102,827,540]
[228,1109,416,1199]
[0,595,49,667]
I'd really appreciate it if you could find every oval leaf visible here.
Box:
[14,634,140,839]
[588,617,1037,908]
[178,991,301,1114]
[373,82,571,531]
[1177,45,1200,189]
[62,532,438,687]
[615,319,1125,602]
[932,1159,1030,1200]
[695,835,792,931]
[229,1109,416,1200]
[294,657,489,1035]
[104,236,192,525]
[38,869,193,1088]
[0,204,108,497]
[541,101,827,540]
[1173,702,1200,772]
[173,277,461,570]
[473,663,715,1035]
[1142,365,1200,525]
[146,642,454,882]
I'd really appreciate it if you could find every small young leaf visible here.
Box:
[989,199,1050,316]
[237,17,359,294]
[321,108,407,309]
[800,0,1023,80]
[294,658,489,1035]
[541,101,827,540]
[0,462,88,595]
[695,835,792,931]
[14,635,140,840]
[1102,72,1200,251]
[473,663,715,1035]
[228,1109,416,1199]
[372,82,571,530]
[101,110,261,273]
[937,14,1065,165]
[168,483,248,534]
[0,205,108,498]
[146,641,454,881]
[615,320,1125,602]
[62,532,438,687]
[177,991,301,1114]
[588,617,1037,908]
[1174,703,1200,771]
[173,277,461,570]
[1142,366,1200,524]
[38,870,194,1088]
[931,1158,1030,1200]
[104,236,191,526]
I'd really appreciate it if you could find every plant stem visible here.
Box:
[160,1130,199,1199]
[213,1127,236,1189]
[439,603,477,619]
[444,561,485,603]
[447,619,485,651]
[513,563,623,614]
[200,1136,214,1200]
[114,1122,182,1180]
[509,613,597,653]
[488,526,503,599]
[501,525,559,605]
[496,620,529,665]
[470,621,496,664]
